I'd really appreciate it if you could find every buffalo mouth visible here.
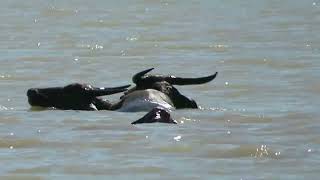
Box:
[27,83,130,110]
[27,87,63,107]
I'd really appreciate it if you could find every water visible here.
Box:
[1,0,319,179]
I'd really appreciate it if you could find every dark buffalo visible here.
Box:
[27,68,218,124]
[27,83,130,111]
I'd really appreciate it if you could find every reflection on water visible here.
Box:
[0,0,319,179]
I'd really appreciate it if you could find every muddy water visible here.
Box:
[0,0,319,179]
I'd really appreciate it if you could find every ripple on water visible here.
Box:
[10,166,51,174]
[203,144,281,159]
[0,116,21,124]
[224,113,273,124]
[41,6,78,18]
[156,144,194,154]
[80,20,121,28]
[71,123,136,132]
[165,43,229,52]
[311,137,320,145]
[62,164,168,175]
[0,175,44,180]
[0,105,9,111]
[0,138,43,149]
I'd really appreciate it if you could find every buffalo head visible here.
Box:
[125,68,218,109]
[27,83,130,110]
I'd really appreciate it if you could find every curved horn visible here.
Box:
[132,68,154,84]
[89,85,131,96]
[167,72,218,85]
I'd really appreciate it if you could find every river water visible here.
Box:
[0,0,319,179]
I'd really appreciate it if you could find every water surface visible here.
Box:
[0,0,319,179]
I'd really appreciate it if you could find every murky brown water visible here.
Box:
[0,0,319,179]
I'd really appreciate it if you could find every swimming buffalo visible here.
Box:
[27,68,218,124]
[27,83,130,111]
